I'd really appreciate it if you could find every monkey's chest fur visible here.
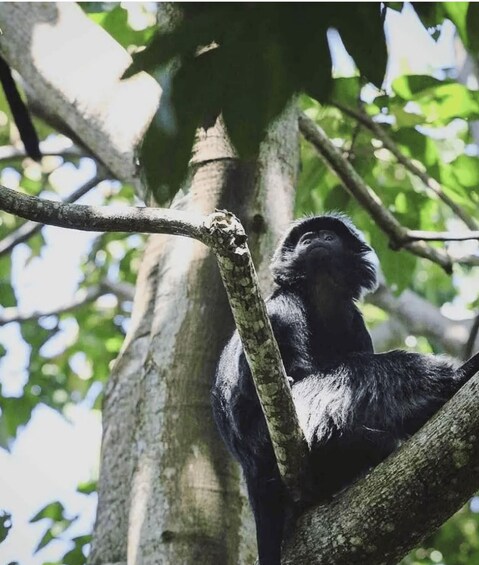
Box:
[291,371,400,499]
[227,364,400,502]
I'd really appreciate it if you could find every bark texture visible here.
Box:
[90,111,299,564]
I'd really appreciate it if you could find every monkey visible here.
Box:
[211,213,479,565]
[211,213,380,565]
[0,54,41,161]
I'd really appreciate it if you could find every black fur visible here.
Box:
[293,350,479,498]
[211,214,479,565]
[212,214,379,565]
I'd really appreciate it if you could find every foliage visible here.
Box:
[30,500,91,564]
[127,3,388,201]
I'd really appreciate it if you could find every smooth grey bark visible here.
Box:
[0,2,160,193]
[90,112,299,564]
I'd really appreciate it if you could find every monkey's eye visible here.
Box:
[318,230,337,243]
[299,232,315,246]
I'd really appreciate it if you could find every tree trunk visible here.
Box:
[90,111,299,564]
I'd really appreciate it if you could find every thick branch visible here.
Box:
[0,174,104,256]
[283,370,479,564]
[335,103,478,230]
[298,113,455,272]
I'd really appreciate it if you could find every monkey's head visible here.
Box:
[271,213,379,299]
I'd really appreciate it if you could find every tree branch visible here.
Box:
[0,138,85,163]
[283,369,479,564]
[0,279,135,325]
[0,187,308,497]
[368,283,476,357]
[298,113,464,273]
[0,174,105,256]
[405,229,479,242]
[0,184,207,239]
[334,103,478,230]
[0,285,101,325]
[207,211,309,500]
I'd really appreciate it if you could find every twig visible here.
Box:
[100,280,135,302]
[0,285,102,325]
[334,103,478,230]
[0,279,135,325]
[405,229,479,242]
[0,174,105,257]
[298,112,454,272]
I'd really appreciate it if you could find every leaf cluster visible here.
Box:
[127,3,387,201]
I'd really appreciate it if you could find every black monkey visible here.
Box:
[211,213,379,565]
[212,214,479,565]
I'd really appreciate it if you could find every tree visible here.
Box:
[0,3,479,565]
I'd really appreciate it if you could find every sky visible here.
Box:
[0,4,466,565]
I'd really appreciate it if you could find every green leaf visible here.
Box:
[35,529,55,553]
[330,77,361,108]
[333,3,387,88]
[125,5,238,78]
[94,6,155,49]
[0,511,11,543]
[222,30,295,158]
[411,2,442,27]
[392,75,443,99]
[141,47,223,199]
[439,155,479,212]
[420,84,479,123]
[391,128,439,167]
[277,6,333,103]
[385,3,404,13]
[371,225,417,293]
[443,2,469,47]
[30,501,65,523]
[323,184,352,211]
[77,480,97,495]
[0,395,35,449]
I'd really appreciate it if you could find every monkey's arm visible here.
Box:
[347,351,479,437]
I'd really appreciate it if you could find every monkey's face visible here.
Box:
[294,229,350,277]
[271,215,379,298]
[296,230,345,259]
